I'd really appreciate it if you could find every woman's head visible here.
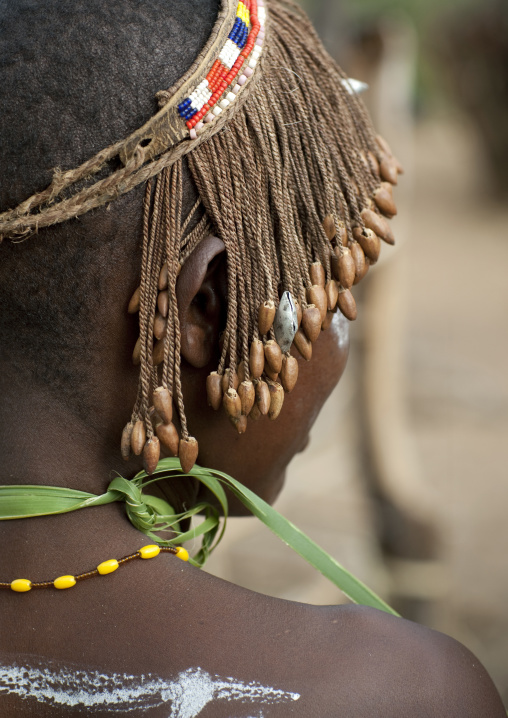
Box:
[0,0,398,508]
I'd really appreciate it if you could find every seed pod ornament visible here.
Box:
[361,208,394,245]
[267,382,284,420]
[255,380,271,416]
[121,422,134,461]
[325,279,339,311]
[309,262,326,287]
[373,182,397,218]
[143,437,160,475]
[338,289,357,321]
[206,372,223,410]
[131,420,146,456]
[250,338,265,379]
[293,327,312,361]
[258,300,276,335]
[307,285,327,322]
[179,437,199,474]
[238,380,255,415]
[280,355,298,393]
[302,305,322,343]
[337,248,356,289]
[353,227,381,263]
[222,368,239,394]
[323,214,336,240]
[264,340,283,374]
[152,387,172,425]
[156,422,179,456]
[223,388,242,420]
[128,287,141,314]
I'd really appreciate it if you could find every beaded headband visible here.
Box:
[0,0,402,478]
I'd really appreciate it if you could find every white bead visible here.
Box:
[226,92,236,102]
[219,98,230,109]
[248,58,257,69]
[212,106,222,116]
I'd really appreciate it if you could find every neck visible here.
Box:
[0,363,141,495]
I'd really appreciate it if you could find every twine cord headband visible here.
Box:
[0,1,403,479]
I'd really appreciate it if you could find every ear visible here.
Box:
[176,235,226,368]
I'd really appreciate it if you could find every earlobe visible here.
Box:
[177,235,226,368]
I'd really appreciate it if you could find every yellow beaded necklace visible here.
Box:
[2,544,189,593]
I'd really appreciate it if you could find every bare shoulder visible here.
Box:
[304,603,506,718]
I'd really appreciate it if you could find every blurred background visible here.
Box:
[206,0,508,702]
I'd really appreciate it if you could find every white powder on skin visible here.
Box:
[0,655,300,717]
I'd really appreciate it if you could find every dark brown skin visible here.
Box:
[0,206,505,717]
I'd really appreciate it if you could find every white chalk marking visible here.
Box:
[0,655,299,717]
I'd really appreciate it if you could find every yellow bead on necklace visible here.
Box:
[3,545,189,593]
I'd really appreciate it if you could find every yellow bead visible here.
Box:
[138,545,160,559]
[11,579,31,593]
[175,547,189,562]
[97,559,119,575]
[53,575,76,590]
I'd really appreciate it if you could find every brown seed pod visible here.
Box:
[152,338,165,366]
[302,305,322,343]
[367,150,380,176]
[249,402,262,421]
[221,368,239,394]
[131,420,146,456]
[338,248,356,289]
[325,279,339,311]
[379,156,398,185]
[206,371,223,411]
[264,367,279,382]
[127,286,141,314]
[238,380,255,415]
[323,214,336,240]
[280,354,298,392]
[258,300,276,336]
[153,312,167,341]
[143,437,160,475]
[267,381,284,420]
[229,414,248,435]
[353,227,381,263]
[338,289,357,321]
[264,340,283,374]
[157,290,169,318]
[353,256,370,285]
[322,310,334,331]
[152,387,172,424]
[336,221,348,248]
[360,208,394,245]
[237,360,250,383]
[394,156,404,175]
[307,284,327,321]
[293,327,312,361]
[223,388,242,420]
[132,337,141,366]
[255,380,271,416]
[179,436,199,474]
[120,421,134,461]
[156,422,179,456]
[376,134,393,157]
[350,242,366,283]
[158,263,168,290]
[309,262,326,287]
[295,301,303,328]
[373,182,397,218]
[250,338,265,379]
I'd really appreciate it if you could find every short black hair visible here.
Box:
[0,0,218,414]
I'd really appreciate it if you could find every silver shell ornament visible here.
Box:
[273,291,298,353]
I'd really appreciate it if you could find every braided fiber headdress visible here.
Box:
[0,0,402,474]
